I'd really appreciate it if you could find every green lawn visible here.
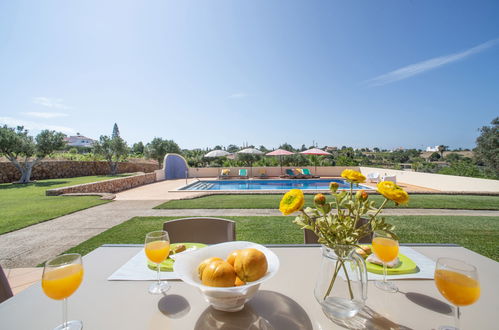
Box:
[156,194,499,210]
[65,215,499,261]
[0,174,130,234]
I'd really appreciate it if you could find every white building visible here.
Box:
[426,145,439,152]
[64,135,96,148]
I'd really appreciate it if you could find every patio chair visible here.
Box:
[219,168,230,180]
[0,264,13,303]
[366,172,380,183]
[304,218,372,244]
[382,175,397,184]
[238,169,249,179]
[163,217,236,244]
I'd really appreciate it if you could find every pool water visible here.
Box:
[179,179,372,191]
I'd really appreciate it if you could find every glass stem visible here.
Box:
[383,262,387,283]
[62,298,68,328]
[157,263,161,285]
[455,306,461,329]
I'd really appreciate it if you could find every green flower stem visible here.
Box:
[323,256,354,300]
[372,198,389,218]
[341,261,354,299]
[324,259,342,300]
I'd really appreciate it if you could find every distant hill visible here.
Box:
[420,151,474,159]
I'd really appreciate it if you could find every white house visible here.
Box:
[64,135,96,148]
[426,145,439,152]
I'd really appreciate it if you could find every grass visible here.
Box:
[65,215,499,261]
[155,194,499,210]
[0,174,131,234]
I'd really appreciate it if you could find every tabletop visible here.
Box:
[0,244,498,329]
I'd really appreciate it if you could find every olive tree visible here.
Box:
[0,125,65,183]
[93,134,128,175]
[475,117,498,178]
[145,138,181,167]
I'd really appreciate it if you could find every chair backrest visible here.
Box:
[304,217,373,244]
[221,169,230,176]
[163,217,236,244]
[382,175,396,183]
[367,172,379,179]
[239,169,247,176]
[302,168,312,175]
[285,169,295,176]
[0,264,13,303]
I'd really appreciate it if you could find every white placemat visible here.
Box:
[339,246,436,281]
[108,250,180,281]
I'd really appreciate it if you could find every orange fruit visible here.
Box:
[234,248,268,282]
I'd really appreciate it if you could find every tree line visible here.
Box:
[1,117,497,183]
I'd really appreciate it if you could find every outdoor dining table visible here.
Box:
[1,244,497,329]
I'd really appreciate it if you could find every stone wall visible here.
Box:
[359,166,499,193]
[46,172,157,196]
[0,161,158,183]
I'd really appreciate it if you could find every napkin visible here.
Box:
[339,246,436,281]
[108,250,181,281]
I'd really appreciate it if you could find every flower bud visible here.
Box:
[329,182,339,193]
[314,193,326,205]
[361,191,368,200]
[355,190,368,201]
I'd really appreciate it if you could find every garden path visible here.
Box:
[1,200,499,267]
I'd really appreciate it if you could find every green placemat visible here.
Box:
[147,243,207,272]
[366,253,418,275]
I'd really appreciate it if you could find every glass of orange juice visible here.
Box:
[372,230,399,292]
[145,230,171,294]
[434,257,480,330]
[42,253,84,330]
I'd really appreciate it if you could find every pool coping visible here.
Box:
[174,178,375,192]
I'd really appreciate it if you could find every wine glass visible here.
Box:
[372,230,399,292]
[434,258,480,330]
[42,253,84,330]
[145,230,171,294]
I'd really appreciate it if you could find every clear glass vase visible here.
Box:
[314,245,368,320]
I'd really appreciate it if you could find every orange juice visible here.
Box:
[372,237,399,262]
[435,269,480,306]
[145,240,170,263]
[42,264,84,300]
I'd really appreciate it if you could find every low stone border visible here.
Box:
[168,190,499,201]
[60,193,116,200]
[46,172,156,196]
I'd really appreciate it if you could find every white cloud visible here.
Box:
[228,92,247,99]
[364,38,499,87]
[33,97,72,109]
[0,117,76,135]
[23,112,69,119]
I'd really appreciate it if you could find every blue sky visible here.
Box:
[0,0,498,150]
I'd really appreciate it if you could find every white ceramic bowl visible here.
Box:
[173,241,280,312]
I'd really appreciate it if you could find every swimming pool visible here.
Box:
[179,179,372,191]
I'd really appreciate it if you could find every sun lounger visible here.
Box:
[219,168,230,179]
[299,168,320,178]
[258,169,268,179]
[238,169,249,179]
[280,168,302,179]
